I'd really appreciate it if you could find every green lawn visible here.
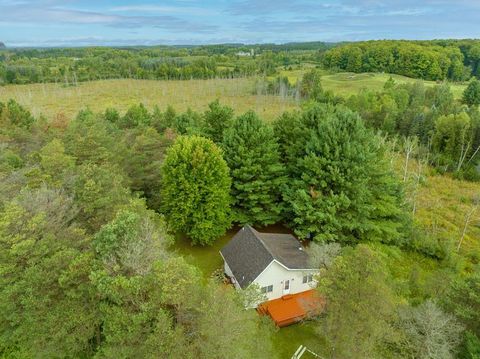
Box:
[278,68,467,99]
[172,228,236,278]
[322,72,466,99]
[274,322,325,358]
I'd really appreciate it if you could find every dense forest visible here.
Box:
[1,61,480,357]
[0,43,327,85]
[322,39,480,81]
[3,39,480,87]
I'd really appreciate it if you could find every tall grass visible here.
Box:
[0,77,297,121]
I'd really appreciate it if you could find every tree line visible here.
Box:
[0,45,322,85]
[322,39,480,81]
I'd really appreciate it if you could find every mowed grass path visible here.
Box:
[0,77,297,121]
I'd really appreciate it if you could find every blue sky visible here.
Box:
[1,0,480,47]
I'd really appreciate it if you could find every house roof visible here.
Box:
[220,225,312,289]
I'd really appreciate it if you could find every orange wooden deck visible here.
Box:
[257,290,325,327]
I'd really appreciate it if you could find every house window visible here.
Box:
[303,274,314,283]
[261,285,273,293]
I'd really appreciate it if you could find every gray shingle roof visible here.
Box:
[220,225,312,289]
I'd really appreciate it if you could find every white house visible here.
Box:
[220,225,319,303]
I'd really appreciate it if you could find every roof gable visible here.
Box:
[220,226,273,289]
[220,226,313,289]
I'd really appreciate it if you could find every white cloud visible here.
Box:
[110,4,216,16]
[0,3,217,32]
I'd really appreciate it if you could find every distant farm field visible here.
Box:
[0,72,467,121]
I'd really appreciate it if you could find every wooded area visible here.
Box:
[1,41,480,358]
[322,40,480,81]
[0,43,327,85]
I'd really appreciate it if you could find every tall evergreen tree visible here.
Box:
[120,103,151,128]
[173,108,203,135]
[222,111,285,225]
[64,109,126,166]
[202,100,234,144]
[279,104,405,244]
[463,78,480,106]
[73,163,131,232]
[161,135,231,245]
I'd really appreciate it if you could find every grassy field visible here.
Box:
[414,173,480,261]
[323,72,467,98]
[0,71,467,123]
[278,69,467,99]
[0,77,297,121]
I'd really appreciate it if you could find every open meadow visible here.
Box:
[0,71,467,123]
[0,77,298,121]
[279,69,468,98]
[322,72,467,98]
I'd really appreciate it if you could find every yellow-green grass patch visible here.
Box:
[0,77,297,121]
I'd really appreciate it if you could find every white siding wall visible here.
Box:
[224,261,241,290]
[253,261,318,301]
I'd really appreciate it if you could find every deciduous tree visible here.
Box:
[317,245,397,358]
[0,187,99,358]
[396,300,463,359]
[161,135,231,245]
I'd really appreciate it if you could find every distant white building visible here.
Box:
[235,49,254,57]
[220,226,318,303]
